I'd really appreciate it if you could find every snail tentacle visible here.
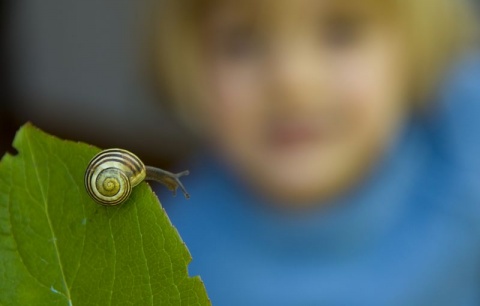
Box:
[145,166,190,199]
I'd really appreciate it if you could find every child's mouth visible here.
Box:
[267,118,338,151]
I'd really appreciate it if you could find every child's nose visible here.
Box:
[267,45,327,112]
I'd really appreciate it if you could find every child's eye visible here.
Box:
[321,15,366,50]
[215,27,263,61]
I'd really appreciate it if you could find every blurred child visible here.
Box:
[155,0,479,304]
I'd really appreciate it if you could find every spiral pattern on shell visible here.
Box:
[84,149,146,206]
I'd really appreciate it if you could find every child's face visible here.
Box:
[198,0,409,206]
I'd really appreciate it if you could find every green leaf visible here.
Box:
[0,123,210,306]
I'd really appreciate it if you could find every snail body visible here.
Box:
[85,148,189,206]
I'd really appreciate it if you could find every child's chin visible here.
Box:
[250,160,359,208]
[258,182,342,209]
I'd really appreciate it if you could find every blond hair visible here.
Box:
[151,0,478,121]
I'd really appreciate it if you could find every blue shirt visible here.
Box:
[162,56,480,306]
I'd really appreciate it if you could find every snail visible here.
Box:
[84,148,190,206]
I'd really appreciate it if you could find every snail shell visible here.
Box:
[84,149,146,206]
[85,148,190,206]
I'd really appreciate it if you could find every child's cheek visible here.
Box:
[208,56,267,110]
[205,60,265,154]
[333,40,406,133]
[334,50,385,106]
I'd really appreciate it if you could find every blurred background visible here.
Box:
[0,0,479,166]
[0,0,191,167]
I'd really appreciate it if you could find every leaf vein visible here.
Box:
[25,133,73,305]
[54,153,87,292]
[6,168,54,293]
[134,203,154,306]
[108,210,117,306]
